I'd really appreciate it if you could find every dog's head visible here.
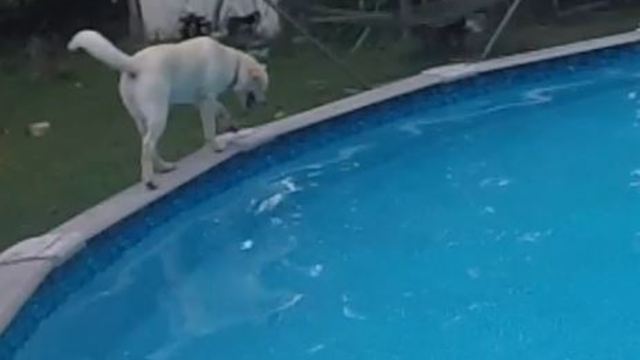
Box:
[234,54,269,111]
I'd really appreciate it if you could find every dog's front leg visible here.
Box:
[199,99,224,152]
[216,102,240,133]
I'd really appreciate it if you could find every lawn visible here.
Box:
[2,4,640,251]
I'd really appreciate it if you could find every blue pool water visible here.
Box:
[5,46,640,359]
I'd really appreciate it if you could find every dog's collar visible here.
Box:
[228,57,241,91]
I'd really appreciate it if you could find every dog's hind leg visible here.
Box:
[120,76,147,136]
[123,108,176,175]
[139,102,169,190]
[121,78,176,175]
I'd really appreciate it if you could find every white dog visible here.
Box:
[67,30,269,189]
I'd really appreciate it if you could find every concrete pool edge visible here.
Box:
[2,30,640,336]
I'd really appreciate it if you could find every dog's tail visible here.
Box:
[68,30,136,74]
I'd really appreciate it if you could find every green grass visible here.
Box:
[495,6,640,56]
[0,41,426,250]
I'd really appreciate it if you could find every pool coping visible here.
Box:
[2,29,640,336]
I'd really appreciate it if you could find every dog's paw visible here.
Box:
[209,141,226,153]
[145,181,159,191]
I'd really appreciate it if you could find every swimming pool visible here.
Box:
[3,38,640,359]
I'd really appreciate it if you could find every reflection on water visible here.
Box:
[151,232,302,358]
